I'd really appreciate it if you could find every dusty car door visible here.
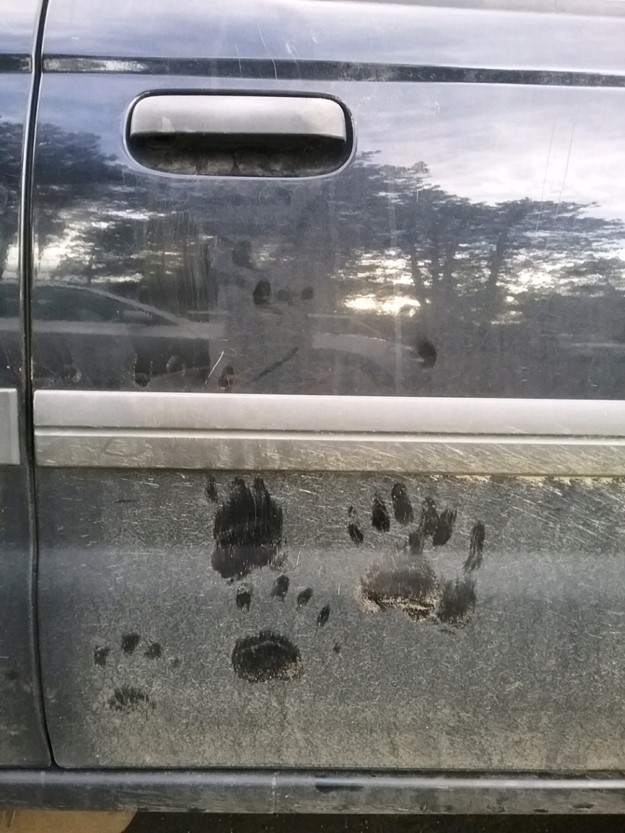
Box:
[0,0,50,765]
[31,0,625,783]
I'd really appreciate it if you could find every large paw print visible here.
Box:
[210,476,285,579]
[208,476,334,683]
[348,484,486,626]
[231,575,332,683]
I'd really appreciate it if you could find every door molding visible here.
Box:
[0,389,20,465]
[34,390,625,475]
[0,768,625,814]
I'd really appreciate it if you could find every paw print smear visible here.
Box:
[212,477,284,580]
[144,642,162,659]
[355,482,486,627]
[121,632,141,655]
[371,494,391,532]
[438,575,477,625]
[205,474,219,504]
[432,508,457,547]
[464,521,486,572]
[347,505,364,544]
[232,632,302,683]
[231,576,331,683]
[316,604,331,628]
[236,585,252,611]
[361,559,439,621]
[391,483,414,525]
[93,646,110,668]
[297,588,313,608]
[271,574,290,601]
[108,686,154,713]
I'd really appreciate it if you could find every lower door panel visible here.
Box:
[36,466,625,770]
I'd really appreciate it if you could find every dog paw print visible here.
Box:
[93,632,181,713]
[352,483,486,627]
[231,574,331,683]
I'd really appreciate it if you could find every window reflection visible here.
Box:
[29,81,625,399]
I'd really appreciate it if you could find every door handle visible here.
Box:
[130,95,348,142]
[127,94,352,177]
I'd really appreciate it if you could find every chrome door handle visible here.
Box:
[129,94,348,142]
[127,94,352,177]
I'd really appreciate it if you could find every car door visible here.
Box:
[32,0,625,774]
[0,0,50,766]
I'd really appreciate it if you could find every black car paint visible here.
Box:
[22,0,625,780]
[2,0,625,811]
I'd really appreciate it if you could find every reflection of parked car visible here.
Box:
[304,313,429,395]
[0,281,226,389]
[558,333,625,358]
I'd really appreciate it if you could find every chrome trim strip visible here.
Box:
[34,391,625,473]
[1,768,625,814]
[34,391,625,436]
[35,429,625,475]
[0,389,20,466]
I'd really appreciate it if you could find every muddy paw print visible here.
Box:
[93,632,180,713]
[352,484,486,627]
[211,476,285,579]
[231,574,331,683]
[208,477,332,681]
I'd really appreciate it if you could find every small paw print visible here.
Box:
[93,632,180,713]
